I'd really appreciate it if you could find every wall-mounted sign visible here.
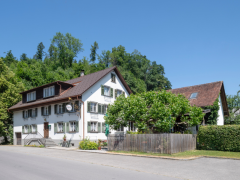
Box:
[66,104,72,111]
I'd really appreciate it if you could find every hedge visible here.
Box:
[198,125,240,152]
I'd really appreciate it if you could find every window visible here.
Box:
[24,125,28,133]
[44,106,48,115]
[58,104,63,114]
[23,110,28,118]
[115,89,125,99]
[128,122,136,131]
[27,91,36,102]
[58,122,63,132]
[104,86,110,96]
[102,104,108,114]
[90,102,97,113]
[117,125,124,131]
[31,125,36,133]
[70,121,76,132]
[190,92,198,99]
[42,106,51,116]
[43,86,55,98]
[111,73,116,83]
[32,109,36,117]
[91,122,98,132]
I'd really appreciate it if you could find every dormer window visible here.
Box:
[111,73,116,83]
[27,91,36,102]
[190,92,198,99]
[43,86,55,98]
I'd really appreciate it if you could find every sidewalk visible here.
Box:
[46,146,108,153]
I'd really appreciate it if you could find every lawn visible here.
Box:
[108,150,240,159]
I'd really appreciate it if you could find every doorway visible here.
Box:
[16,133,21,145]
[44,122,49,138]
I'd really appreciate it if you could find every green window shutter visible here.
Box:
[101,105,104,114]
[22,126,24,133]
[87,102,90,112]
[35,108,38,117]
[98,122,101,133]
[54,123,57,133]
[98,104,101,114]
[111,88,113,98]
[101,85,104,95]
[115,89,117,99]
[76,121,79,132]
[63,123,66,133]
[66,122,69,133]
[41,107,44,116]
[75,101,79,111]
[87,122,91,133]
[54,105,57,114]
[28,125,31,133]
[48,105,51,115]
[36,124,38,133]
[102,123,105,132]
[22,111,24,118]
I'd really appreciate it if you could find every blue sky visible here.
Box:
[1,0,240,95]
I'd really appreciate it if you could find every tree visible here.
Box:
[0,58,25,143]
[2,50,17,67]
[20,53,28,62]
[90,41,99,63]
[35,42,45,61]
[105,91,204,133]
[225,93,240,125]
[49,32,83,69]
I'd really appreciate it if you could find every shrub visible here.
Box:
[79,138,98,150]
[198,125,240,151]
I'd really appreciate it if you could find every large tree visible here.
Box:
[225,93,240,125]
[105,91,204,133]
[35,42,45,61]
[0,58,25,143]
[90,41,99,63]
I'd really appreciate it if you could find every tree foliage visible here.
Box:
[225,93,240,125]
[105,91,204,133]
[203,97,220,125]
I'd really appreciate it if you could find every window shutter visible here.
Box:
[87,122,91,133]
[66,122,69,133]
[41,107,44,116]
[111,74,113,81]
[75,101,79,111]
[98,104,101,114]
[54,105,57,114]
[76,121,79,132]
[62,103,66,113]
[28,110,31,118]
[102,123,105,132]
[111,88,113,98]
[87,102,90,112]
[98,122,101,133]
[35,108,38,117]
[115,89,117,99]
[48,105,51,115]
[63,123,66,133]
[54,123,57,133]
[123,91,125,97]
[22,126,24,133]
[101,85,104,95]
[22,111,24,118]
[101,105,104,114]
[36,124,38,133]
[28,125,30,133]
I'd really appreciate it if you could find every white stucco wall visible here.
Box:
[13,70,129,144]
[217,95,224,125]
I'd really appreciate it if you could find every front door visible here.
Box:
[16,133,21,145]
[44,122,49,138]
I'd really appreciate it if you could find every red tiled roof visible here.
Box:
[168,81,223,107]
[9,66,132,111]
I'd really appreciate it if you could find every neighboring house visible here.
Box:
[169,81,229,133]
[9,66,132,146]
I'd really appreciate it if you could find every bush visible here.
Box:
[24,144,45,148]
[198,125,240,152]
[79,138,98,150]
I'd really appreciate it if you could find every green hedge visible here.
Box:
[198,125,240,152]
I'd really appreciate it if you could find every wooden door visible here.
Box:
[44,122,49,138]
[16,133,21,145]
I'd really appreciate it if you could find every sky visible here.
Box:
[1,0,240,95]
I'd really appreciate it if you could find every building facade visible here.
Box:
[9,67,132,147]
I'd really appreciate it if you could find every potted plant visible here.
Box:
[63,134,66,141]
[98,139,102,150]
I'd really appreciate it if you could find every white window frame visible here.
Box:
[190,92,198,99]
[58,104,63,114]
[32,109,36,117]
[44,106,49,116]
[102,104,108,114]
[70,121,76,132]
[90,122,98,132]
[27,91,36,102]
[58,122,64,133]
[24,125,28,133]
[111,73,116,83]
[90,102,97,113]
[24,110,28,119]
[117,90,123,97]
[31,124,36,133]
[104,86,110,96]
[43,86,55,98]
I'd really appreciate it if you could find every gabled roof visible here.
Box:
[168,81,229,116]
[9,66,132,111]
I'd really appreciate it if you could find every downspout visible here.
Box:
[77,96,85,140]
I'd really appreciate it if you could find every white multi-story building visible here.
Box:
[9,66,132,147]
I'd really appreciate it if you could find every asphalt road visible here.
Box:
[0,146,240,180]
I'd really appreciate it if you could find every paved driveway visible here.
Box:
[0,146,239,180]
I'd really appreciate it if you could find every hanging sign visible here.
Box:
[66,104,72,111]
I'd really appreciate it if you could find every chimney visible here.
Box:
[80,70,85,77]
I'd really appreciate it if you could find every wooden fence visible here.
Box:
[108,134,196,154]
